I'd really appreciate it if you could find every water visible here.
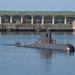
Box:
[0,33,75,75]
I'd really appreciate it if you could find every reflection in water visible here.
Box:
[38,49,53,60]
[0,31,75,35]
[67,50,75,56]
[38,49,75,60]
[52,32,73,35]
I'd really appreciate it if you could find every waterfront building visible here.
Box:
[0,11,75,31]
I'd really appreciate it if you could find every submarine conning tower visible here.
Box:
[40,32,53,43]
[40,32,75,52]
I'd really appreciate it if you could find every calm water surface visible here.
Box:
[0,32,75,75]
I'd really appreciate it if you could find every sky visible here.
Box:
[0,0,75,11]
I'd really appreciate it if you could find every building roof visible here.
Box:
[0,10,75,13]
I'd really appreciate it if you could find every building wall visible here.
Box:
[0,11,75,28]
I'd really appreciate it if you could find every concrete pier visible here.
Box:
[0,24,74,32]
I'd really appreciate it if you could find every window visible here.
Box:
[46,33,48,37]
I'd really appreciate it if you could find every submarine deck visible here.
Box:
[24,42,71,51]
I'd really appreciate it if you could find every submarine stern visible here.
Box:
[66,44,75,52]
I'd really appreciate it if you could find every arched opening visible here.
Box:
[67,17,75,24]
[33,15,42,25]
[44,16,52,24]
[2,15,10,23]
[23,15,31,24]
[55,16,64,24]
[12,15,21,24]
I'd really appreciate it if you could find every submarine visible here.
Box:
[15,32,75,52]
